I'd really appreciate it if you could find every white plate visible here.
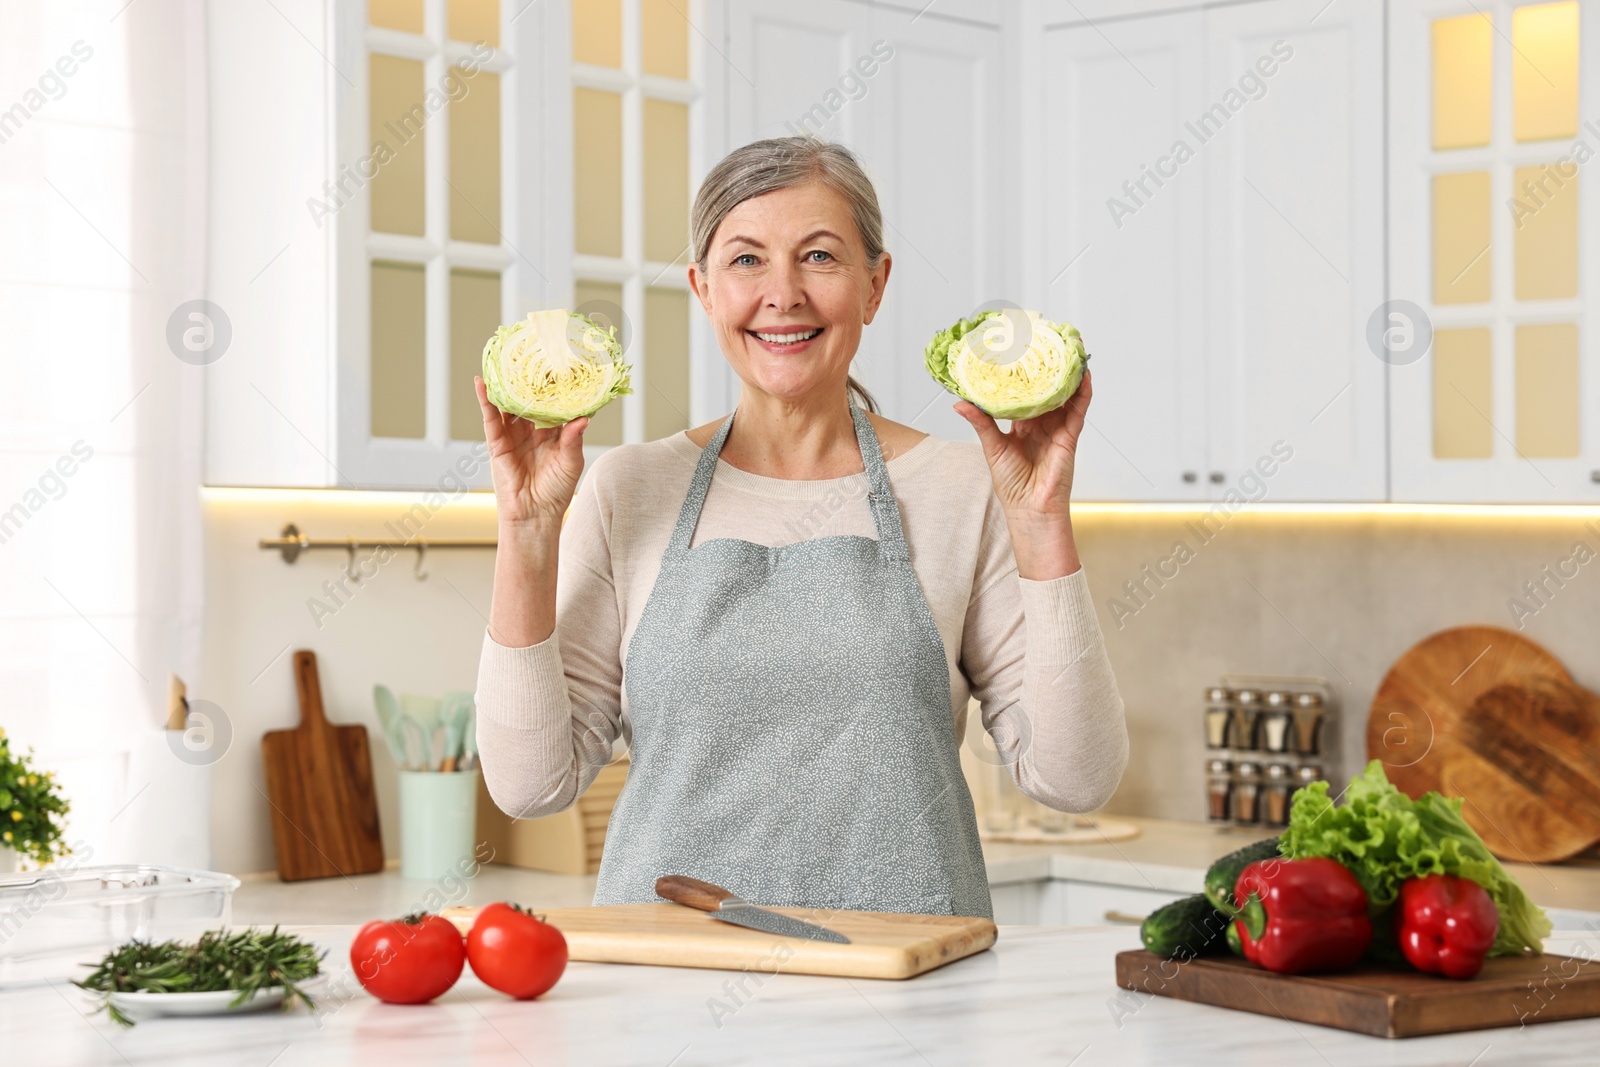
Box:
[106,973,327,1020]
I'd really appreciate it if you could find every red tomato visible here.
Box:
[467,903,568,1000]
[350,913,466,1004]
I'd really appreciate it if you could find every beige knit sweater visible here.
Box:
[475,429,1129,823]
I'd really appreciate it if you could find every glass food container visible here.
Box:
[0,865,239,988]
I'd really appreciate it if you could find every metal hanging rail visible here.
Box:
[259,524,496,580]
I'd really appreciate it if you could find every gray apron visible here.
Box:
[592,398,993,918]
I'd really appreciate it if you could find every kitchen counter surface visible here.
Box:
[980,815,1600,917]
[226,814,1600,928]
[9,925,1598,1066]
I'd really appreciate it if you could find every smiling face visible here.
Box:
[688,180,891,405]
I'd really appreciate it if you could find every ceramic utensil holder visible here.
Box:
[398,769,480,880]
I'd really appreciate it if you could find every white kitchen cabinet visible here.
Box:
[1037,9,1209,501]
[991,876,1188,926]
[1203,0,1386,501]
[1034,0,1385,501]
[718,0,1009,444]
[204,0,557,488]
[1388,0,1600,502]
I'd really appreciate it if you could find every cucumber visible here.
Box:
[1203,836,1281,914]
[1140,894,1233,959]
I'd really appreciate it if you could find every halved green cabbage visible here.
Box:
[481,309,634,427]
[924,309,1088,421]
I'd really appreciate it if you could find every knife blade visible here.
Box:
[655,875,851,944]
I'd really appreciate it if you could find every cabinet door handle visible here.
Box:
[1208,471,1225,484]
[1103,909,1147,926]
[1182,471,1198,484]
[1591,470,1600,483]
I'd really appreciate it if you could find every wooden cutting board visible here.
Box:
[260,651,384,881]
[1366,625,1600,862]
[442,903,997,980]
[1115,949,1600,1038]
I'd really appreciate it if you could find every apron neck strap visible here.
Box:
[668,397,910,560]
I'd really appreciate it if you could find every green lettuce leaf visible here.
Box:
[1280,759,1551,957]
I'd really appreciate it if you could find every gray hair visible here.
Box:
[691,136,883,413]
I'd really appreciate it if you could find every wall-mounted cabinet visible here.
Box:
[206,0,553,489]
[203,0,1589,503]
[715,0,1010,448]
[1034,0,1384,502]
[1390,0,1600,502]
[205,0,702,489]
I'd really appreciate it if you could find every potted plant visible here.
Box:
[0,728,71,872]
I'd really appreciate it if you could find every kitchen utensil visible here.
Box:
[443,902,995,980]
[1115,949,1600,1038]
[437,692,472,773]
[401,694,442,770]
[0,866,238,988]
[459,704,478,771]
[105,973,328,1021]
[260,651,384,881]
[1442,676,1600,862]
[654,875,851,944]
[1366,625,1600,863]
[372,685,411,769]
[165,674,189,731]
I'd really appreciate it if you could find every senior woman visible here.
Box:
[472,136,1127,920]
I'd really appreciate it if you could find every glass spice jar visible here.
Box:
[1204,687,1234,750]
[1232,689,1262,752]
[1206,758,1233,823]
[1292,691,1325,756]
[1233,760,1262,826]
[1295,762,1325,790]
[1260,691,1294,754]
[1264,762,1294,827]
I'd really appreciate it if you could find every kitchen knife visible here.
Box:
[655,875,851,944]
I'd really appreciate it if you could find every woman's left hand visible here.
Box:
[953,369,1093,521]
[952,370,1092,581]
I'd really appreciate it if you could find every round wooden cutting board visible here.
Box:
[1367,625,1600,863]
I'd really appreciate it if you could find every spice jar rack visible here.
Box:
[1203,675,1336,830]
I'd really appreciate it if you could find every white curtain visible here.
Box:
[0,0,206,863]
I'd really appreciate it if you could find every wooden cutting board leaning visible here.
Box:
[1365,625,1600,863]
[260,650,385,881]
[1114,949,1600,1038]
[442,903,997,980]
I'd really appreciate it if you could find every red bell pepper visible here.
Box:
[1233,857,1372,974]
[1395,874,1499,980]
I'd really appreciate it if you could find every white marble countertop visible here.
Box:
[8,925,1598,1066]
[980,815,1600,914]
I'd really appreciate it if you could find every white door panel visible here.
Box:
[723,1,1006,439]
[1041,13,1209,501]
[1204,0,1386,502]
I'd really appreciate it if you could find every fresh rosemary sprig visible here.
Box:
[74,926,325,1027]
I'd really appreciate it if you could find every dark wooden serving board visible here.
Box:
[260,650,384,881]
[1366,625,1600,863]
[1116,949,1600,1038]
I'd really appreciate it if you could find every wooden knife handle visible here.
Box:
[655,875,735,911]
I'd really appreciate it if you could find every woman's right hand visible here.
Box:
[476,376,589,528]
